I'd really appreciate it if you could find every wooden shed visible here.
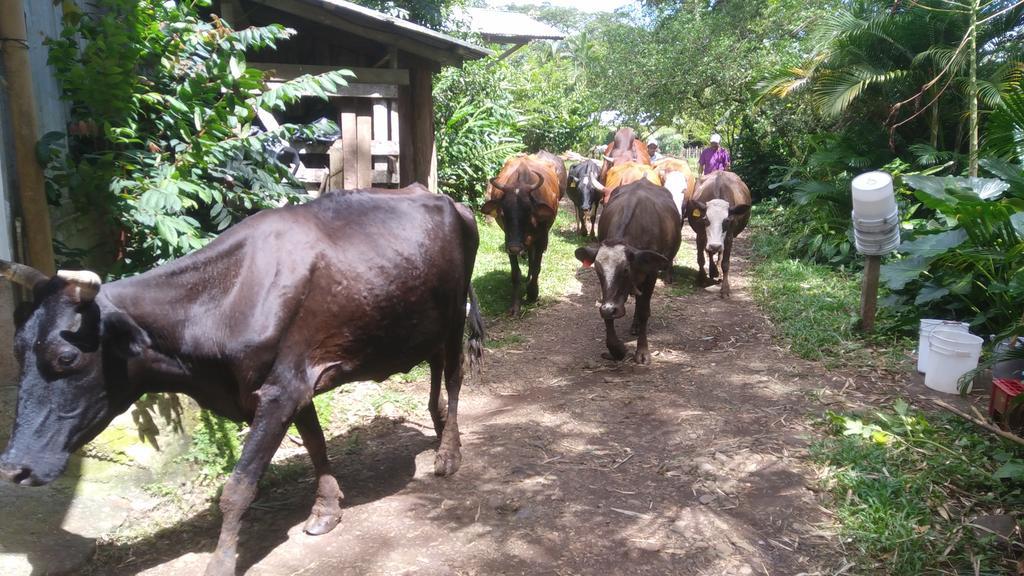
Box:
[217,0,490,192]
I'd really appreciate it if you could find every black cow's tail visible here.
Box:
[466,284,485,377]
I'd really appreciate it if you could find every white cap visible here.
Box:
[710,134,721,144]
[648,138,659,146]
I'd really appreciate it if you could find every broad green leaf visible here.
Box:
[914,284,950,305]
[880,256,931,290]
[899,228,968,258]
[994,461,1024,480]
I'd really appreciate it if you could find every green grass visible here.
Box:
[748,209,912,369]
[473,207,587,318]
[815,403,1024,575]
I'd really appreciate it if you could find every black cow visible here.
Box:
[0,189,484,576]
[575,179,681,365]
[567,159,601,238]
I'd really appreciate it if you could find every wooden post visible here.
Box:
[410,67,435,191]
[0,0,55,274]
[860,255,881,332]
[328,139,344,191]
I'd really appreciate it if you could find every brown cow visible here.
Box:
[575,179,681,364]
[482,151,566,316]
[686,171,752,298]
[600,127,651,182]
[594,161,661,205]
[653,157,696,215]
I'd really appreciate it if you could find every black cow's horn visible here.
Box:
[0,260,48,289]
[57,270,101,303]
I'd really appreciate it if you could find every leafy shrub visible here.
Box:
[45,0,350,274]
[881,161,1024,336]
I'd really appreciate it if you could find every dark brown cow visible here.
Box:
[686,170,752,298]
[0,188,484,576]
[575,179,681,364]
[600,127,652,182]
[482,151,566,316]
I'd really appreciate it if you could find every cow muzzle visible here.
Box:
[0,461,41,486]
[706,243,723,255]
[506,243,524,256]
[599,302,625,320]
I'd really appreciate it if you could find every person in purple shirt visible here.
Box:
[698,133,731,177]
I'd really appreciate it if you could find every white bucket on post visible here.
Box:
[924,328,983,394]
[851,171,897,221]
[917,319,970,373]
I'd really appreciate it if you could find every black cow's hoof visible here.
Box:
[634,348,651,365]
[526,285,539,302]
[601,345,627,361]
[434,447,462,477]
[304,509,343,536]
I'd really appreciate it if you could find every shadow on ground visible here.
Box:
[87,418,434,575]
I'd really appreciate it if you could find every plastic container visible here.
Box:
[852,208,899,232]
[993,337,1024,381]
[851,171,897,221]
[917,319,970,373]
[924,327,984,394]
[854,226,901,255]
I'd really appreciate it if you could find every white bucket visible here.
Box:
[917,319,970,373]
[924,327,983,394]
[851,171,897,221]
[852,209,900,233]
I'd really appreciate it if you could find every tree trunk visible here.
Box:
[969,0,979,177]
[0,0,55,274]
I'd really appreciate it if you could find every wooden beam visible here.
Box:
[0,0,54,274]
[328,140,344,191]
[264,81,398,99]
[248,0,464,66]
[356,115,372,188]
[397,84,414,186]
[249,62,409,85]
[410,68,436,191]
[859,255,881,332]
[341,108,358,189]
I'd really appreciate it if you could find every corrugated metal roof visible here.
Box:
[460,7,566,42]
[281,0,492,62]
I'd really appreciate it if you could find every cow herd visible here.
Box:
[483,127,752,363]
[0,128,751,576]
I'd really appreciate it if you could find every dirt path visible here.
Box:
[93,218,858,576]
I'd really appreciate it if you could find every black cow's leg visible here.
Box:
[508,252,522,316]
[695,231,708,286]
[720,238,733,299]
[527,236,548,302]
[633,276,657,365]
[590,208,598,239]
[428,350,446,437]
[602,318,627,360]
[708,250,720,281]
[204,381,301,576]
[434,335,464,477]
[294,403,343,536]
[577,206,586,236]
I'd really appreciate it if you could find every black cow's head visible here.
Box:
[575,242,669,319]
[481,168,554,256]
[0,261,144,486]
[689,198,751,254]
[572,161,601,212]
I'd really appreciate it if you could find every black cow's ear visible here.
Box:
[628,249,670,273]
[574,246,599,268]
[730,204,751,217]
[480,200,500,217]
[102,311,151,358]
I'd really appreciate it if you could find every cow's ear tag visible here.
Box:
[692,209,702,218]
[582,259,593,268]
